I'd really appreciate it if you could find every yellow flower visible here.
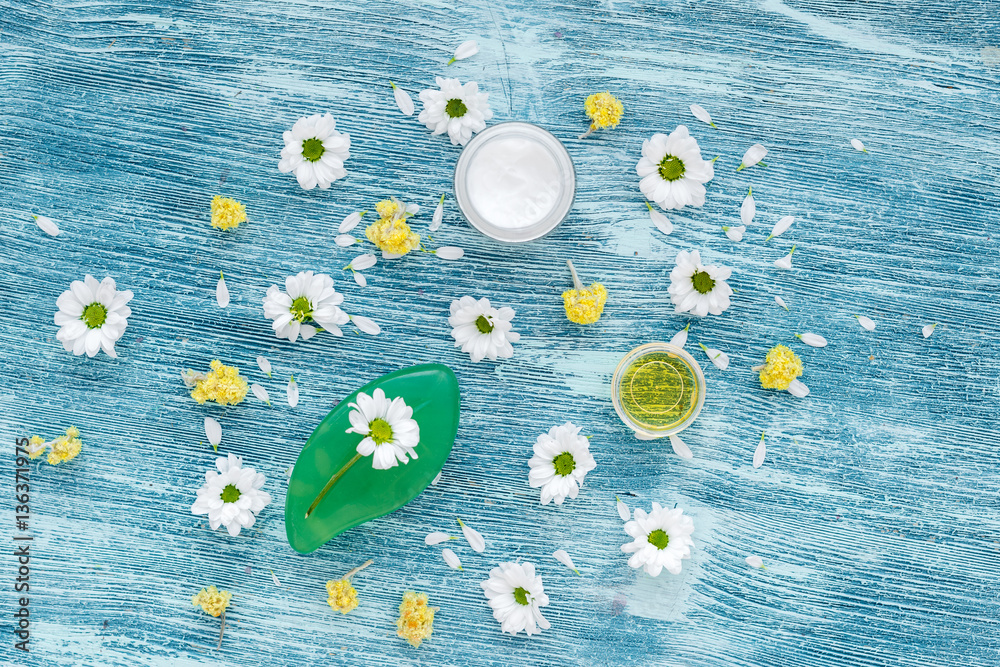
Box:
[192,585,232,617]
[758,344,803,390]
[189,360,248,406]
[211,196,246,231]
[374,198,405,220]
[563,283,607,324]
[326,579,358,614]
[28,427,82,465]
[27,436,47,460]
[584,92,624,131]
[396,590,436,648]
[365,217,421,256]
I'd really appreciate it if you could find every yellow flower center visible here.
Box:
[659,155,685,182]
[648,529,670,549]
[290,296,312,322]
[82,303,107,329]
[369,418,393,445]
[552,452,575,476]
[302,137,325,162]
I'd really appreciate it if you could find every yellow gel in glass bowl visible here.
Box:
[611,343,706,438]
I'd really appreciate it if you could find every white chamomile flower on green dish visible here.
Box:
[191,453,272,537]
[621,503,695,576]
[668,250,733,317]
[278,113,350,190]
[55,275,134,358]
[636,125,714,210]
[448,296,520,362]
[528,422,596,505]
[346,388,420,470]
[262,271,350,342]
[418,77,493,146]
[481,561,550,636]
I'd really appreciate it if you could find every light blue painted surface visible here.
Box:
[2,1,999,665]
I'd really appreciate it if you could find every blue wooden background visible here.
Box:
[2,0,999,665]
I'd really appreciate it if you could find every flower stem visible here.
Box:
[218,610,226,649]
[344,559,374,580]
[305,452,362,518]
[578,125,595,140]
[566,259,584,291]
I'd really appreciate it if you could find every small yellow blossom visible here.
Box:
[189,360,248,406]
[211,196,246,231]
[366,217,421,256]
[28,427,82,465]
[326,579,358,614]
[562,259,607,324]
[374,198,406,220]
[396,590,436,648]
[584,92,624,131]
[758,344,803,390]
[27,436,47,459]
[192,585,232,617]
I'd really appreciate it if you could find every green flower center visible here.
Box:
[513,587,530,606]
[220,484,241,503]
[445,98,468,118]
[302,137,325,162]
[475,315,494,334]
[369,418,393,445]
[658,155,685,182]
[81,303,108,329]
[552,452,576,477]
[691,270,715,294]
[648,529,670,550]
[290,296,313,322]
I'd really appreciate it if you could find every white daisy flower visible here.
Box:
[699,343,729,370]
[429,195,445,232]
[55,275,134,359]
[418,77,493,146]
[390,82,414,116]
[449,39,479,64]
[251,383,270,404]
[616,496,631,521]
[458,518,486,553]
[621,503,695,576]
[753,431,766,469]
[287,376,299,408]
[448,296,520,362]
[480,562,550,636]
[647,202,673,235]
[636,126,714,210]
[856,315,876,331]
[262,271,349,342]
[788,379,810,398]
[737,143,767,171]
[277,113,350,190]
[922,323,938,338]
[774,246,796,270]
[669,323,689,348]
[668,250,733,317]
[723,225,745,242]
[796,333,828,348]
[669,434,693,460]
[553,549,580,575]
[33,214,61,236]
[745,555,765,568]
[442,548,463,570]
[851,139,867,153]
[345,388,420,470]
[216,272,230,308]
[689,104,715,128]
[425,532,453,546]
[435,246,465,261]
[191,453,272,537]
[527,422,597,505]
[204,417,222,447]
[775,295,789,311]
[740,188,755,226]
[767,216,795,241]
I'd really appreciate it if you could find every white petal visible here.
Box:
[204,417,222,446]
[339,211,362,233]
[216,275,230,308]
[353,272,367,287]
[436,246,464,260]
[351,315,380,335]
[753,433,766,469]
[922,323,937,338]
[335,234,356,247]
[350,253,377,271]
[774,252,794,270]
[768,216,795,240]
[299,324,317,340]
[703,346,729,370]
[740,191,755,226]
[553,549,579,574]
[649,208,673,235]
[669,434,693,460]
[256,356,271,376]
[745,555,764,568]
[689,104,713,126]
[774,296,789,311]
[452,40,479,61]
[34,215,61,236]
[856,315,876,331]
[724,225,745,242]
[431,471,442,485]
[459,519,485,553]
[392,84,414,116]
[442,548,463,570]
[787,378,810,398]
[271,570,282,586]
[251,383,270,404]
[797,333,827,347]
[851,138,866,152]
[616,497,630,521]
[430,197,444,232]
[425,531,452,545]
[669,326,688,348]
[286,377,299,407]
[740,143,767,169]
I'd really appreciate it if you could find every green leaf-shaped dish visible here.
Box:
[285,364,460,554]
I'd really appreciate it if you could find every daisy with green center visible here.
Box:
[346,388,420,470]
[621,503,695,576]
[55,275,133,358]
[528,422,597,505]
[191,453,272,537]
[262,270,356,342]
[480,561,550,636]
[278,113,351,190]
[636,125,714,210]
[668,250,733,317]
[418,77,493,146]
[448,296,519,362]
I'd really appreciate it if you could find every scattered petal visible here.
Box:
[856,315,876,331]
[251,383,270,404]
[774,296,789,311]
[299,324,317,341]
[33,214,61,236]
[670,324,689,349]
[767,216,795,241]
[699,343,729,370]
[431,471,442,485]
[553,549,580,575]
[430,195,445,232]
[851,139,866,152]
[616,496,630,521]
[270,570,282,587]
[796,333,827,348]
[256,356,271,376]
[723,225,745,242]
[738,143,767,170]
[351,315,380,335]
[669,433,693,460]
[457,518,485,553]
[441,548,462,570]
[922,323,937,338]
[391,82,414,116]
[353,272,367,287]
[450,39,479,63]
[648,204,673,235]
[745,555,764,568]
[349,253,377,271]
[787,378,810,398]
[339,212,363,234]
[774,246,795,270]
[436,246,464,260]
[740,189,755,226]
[425,532,452,546]
[335,234,356,247]
[286,376,299,408]
[689,103,715,127]
[216,273,230,308]
[204,417,222,446]
[753,431,766,469]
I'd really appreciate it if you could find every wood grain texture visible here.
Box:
[2,0,999,665]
